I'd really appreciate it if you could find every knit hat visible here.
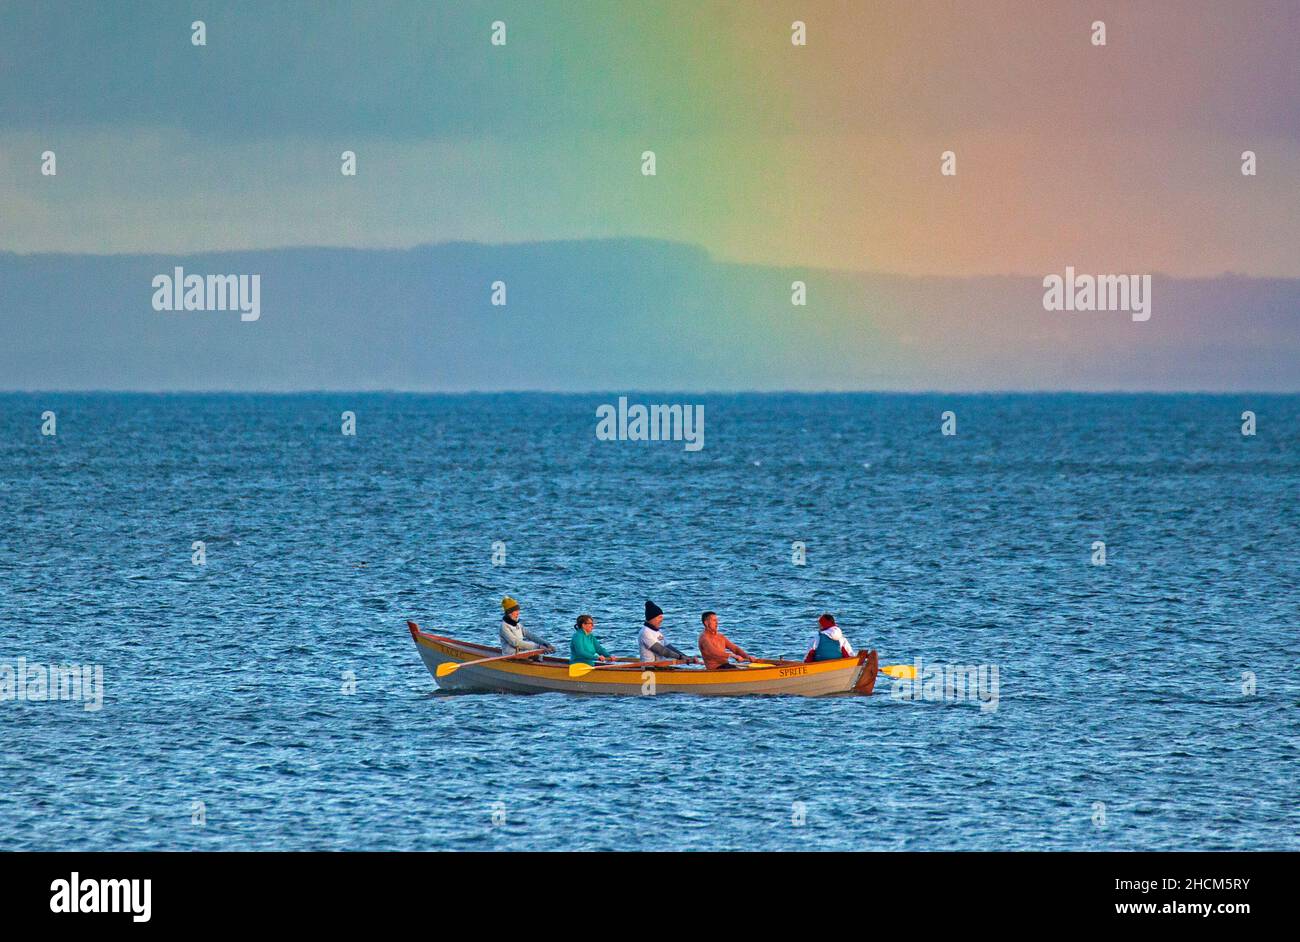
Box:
[502,596,519,614]
[818,613,836,629]
[645,600,664,621]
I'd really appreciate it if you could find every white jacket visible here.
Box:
[500,618,549,655]
[638,625,687,663]
[808,625,855,659]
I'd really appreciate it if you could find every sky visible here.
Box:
[1,1,1298,390]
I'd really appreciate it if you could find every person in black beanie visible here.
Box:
[637,600,697,665]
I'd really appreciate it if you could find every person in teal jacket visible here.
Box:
[570,614,614,665]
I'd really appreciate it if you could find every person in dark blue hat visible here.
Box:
[637,600,696,664]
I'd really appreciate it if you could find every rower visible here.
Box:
[804,613,856,662]
[570,614,615,666]
[638,600,697,665]
[499,596,555,656]
[698,611,755,669]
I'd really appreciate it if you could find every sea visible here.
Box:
[1,392,1296,850]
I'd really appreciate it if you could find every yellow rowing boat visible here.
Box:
[407,622,880,697]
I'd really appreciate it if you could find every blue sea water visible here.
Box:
[1,392,1296,851]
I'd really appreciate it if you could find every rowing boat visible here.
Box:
[407,622,880,697]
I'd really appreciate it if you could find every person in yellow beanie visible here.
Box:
[499,597,554,656]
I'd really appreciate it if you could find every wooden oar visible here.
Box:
[742,658,912,675]
[787,650,916,679]
[437,648,548,677]
[601,659,688,670]
[566,656,912,678]
[761,653,915,678]
[568,659,682,678]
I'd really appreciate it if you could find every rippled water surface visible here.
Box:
[1,393,1297,850]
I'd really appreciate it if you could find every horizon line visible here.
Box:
[2,239,1296,283]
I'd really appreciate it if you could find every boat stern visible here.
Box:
[854,650,880,695]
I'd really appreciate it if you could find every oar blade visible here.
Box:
[880,664,916,680]
[435,661,460,677]
[568,662,596,678]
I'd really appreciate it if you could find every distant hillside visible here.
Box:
[1,240,1296,391]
